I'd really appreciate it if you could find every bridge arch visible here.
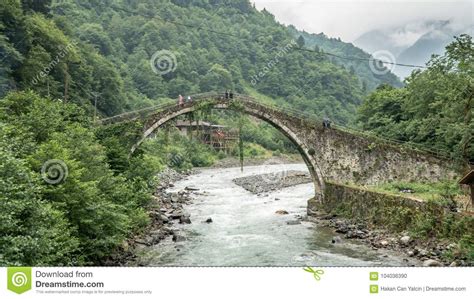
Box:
[130,94,325,201]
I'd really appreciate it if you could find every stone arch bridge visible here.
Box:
[100,92,457,203]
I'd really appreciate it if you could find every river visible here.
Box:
[135,163,417,266]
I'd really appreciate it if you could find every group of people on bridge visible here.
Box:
[177,94,193,107]
[224,90,234,99]
[177,91,333,130]
[322,117,331,129]
[177,90,235,107]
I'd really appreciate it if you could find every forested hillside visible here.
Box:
[1,0,401,124]
[287,26,402,91]
[357,35,473,162]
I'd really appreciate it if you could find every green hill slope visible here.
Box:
[288,26,403,91]
[0,0,390,124]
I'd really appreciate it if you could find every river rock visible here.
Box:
[418,249,428,257]
[179,215,191,224]
[172,233,186,242]
[332,236,342,244]
[449,261,460,267]
[286,220,301,225]
[148,211,161,220]
[400,236,411,245]
[185,186,200,191]
[380,240,389,247]
[135,238,149,246]
[205,218,213,223]
[423,259,442,267]
[335,226,349,234]
[147,230,165,244]
[160,214,170,223]
[275,210,289,215]
[346,230,368,239]
[170,210,184,219]
[447,243,457,250]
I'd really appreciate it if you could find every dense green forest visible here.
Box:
[0,0,394,124]
[357,35,473,162]
[287,26,402,92]
[0,0,472,266]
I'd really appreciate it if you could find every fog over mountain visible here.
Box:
[353,20,473,79]
[252,0,473,80]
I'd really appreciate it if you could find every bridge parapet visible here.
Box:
[99,93,460,194]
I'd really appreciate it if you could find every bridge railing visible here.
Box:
[232,95,452,159]
[99,92,452,160]
[99,92,220,124]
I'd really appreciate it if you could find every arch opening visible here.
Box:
[131,98,325,202]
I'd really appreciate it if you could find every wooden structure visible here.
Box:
[459,170,474,206]
[175,120,238,152]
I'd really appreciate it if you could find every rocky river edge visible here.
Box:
[105,167,465,267]
[103,168,200,266]
[309,212,465,267]
[232,171,465,267]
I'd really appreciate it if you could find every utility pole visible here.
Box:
[63,63,69,103]
[91,92,100,123]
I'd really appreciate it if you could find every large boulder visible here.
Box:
[423,259,442,267]
[179,215,192,224]
[400,236,411,245]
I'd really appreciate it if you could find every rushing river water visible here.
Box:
[137,164,418,266]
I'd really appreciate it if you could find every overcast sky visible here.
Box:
[251,0,473,42]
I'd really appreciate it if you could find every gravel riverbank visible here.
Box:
[232,170,312,194]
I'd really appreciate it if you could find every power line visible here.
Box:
[111,5,427,69]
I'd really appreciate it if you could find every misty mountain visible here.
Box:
[354,20,473,79]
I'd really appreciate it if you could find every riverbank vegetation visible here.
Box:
[370,181,465,206]
[0,91,160,266]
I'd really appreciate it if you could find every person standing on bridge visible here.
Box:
[178,94,184,107]
[229,91,233,99]
[323,117,331,129]
[225,90,229,99]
